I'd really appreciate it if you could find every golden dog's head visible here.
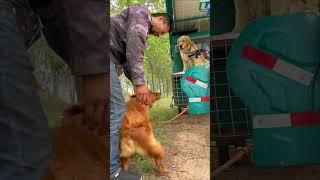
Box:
[177,35,193,53]
[130,91,161,108]
[148,92,161,107]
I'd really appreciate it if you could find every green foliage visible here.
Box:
[143,34,172,95]
[29,34,70,77]
[28,34,75,104]
[111,0,166,15]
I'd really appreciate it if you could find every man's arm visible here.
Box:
[31,0,109,135]
[125,7,150,86]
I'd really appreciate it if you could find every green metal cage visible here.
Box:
[209,0,253,167]
[210,34,253,168]
[166,0,210,111]
[210,34,252,140]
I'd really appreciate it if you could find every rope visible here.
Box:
[212,146,249,177]
[159,108,188,124]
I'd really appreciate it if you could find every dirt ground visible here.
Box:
[155,113,210,180]
[214,149,320,180]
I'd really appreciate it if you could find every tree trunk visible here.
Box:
[75,76,82,103]
[166,77,170,97]
[157,69,161,94]
[52,73,59,97]
[150,63,155,91]
[161,75,165,97]
[71,76,77,103]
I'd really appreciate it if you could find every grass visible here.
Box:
[149,97,177,145]
[130,96,178,175]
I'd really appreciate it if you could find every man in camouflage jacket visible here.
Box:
[110,5,172,180]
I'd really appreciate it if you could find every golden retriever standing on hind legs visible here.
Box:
[119,92,169,174]
[177,35,210,72]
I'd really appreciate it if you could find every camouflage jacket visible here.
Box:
[110,6,151,86]
[11,0,108,76]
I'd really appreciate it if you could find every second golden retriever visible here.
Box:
[177,35,209,72]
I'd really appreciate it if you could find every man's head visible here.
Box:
[150,13,172,37]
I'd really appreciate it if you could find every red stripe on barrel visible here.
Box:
[291,111,320,126]
[241,45,277,69]
[186,76,197,83]
[201,96,210,102]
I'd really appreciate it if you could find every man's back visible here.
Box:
[110,6,151,65]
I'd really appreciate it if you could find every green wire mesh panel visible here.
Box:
[210,34,252,139]
[172,73,188,107]
[169,0,210,33]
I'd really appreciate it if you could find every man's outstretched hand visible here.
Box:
[134,84,150,104]
[80,73,108,136]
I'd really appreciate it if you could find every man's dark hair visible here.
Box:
[151,13,173,31]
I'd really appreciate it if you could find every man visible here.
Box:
[0,0,108,179]
[110,5,172,180]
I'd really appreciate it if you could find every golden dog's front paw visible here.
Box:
[159,167,169,174]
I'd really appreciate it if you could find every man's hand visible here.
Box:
[134,84,150,104]
[80,73,108,136]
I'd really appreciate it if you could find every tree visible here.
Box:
[111,0,166,15]
[29,34,76,103]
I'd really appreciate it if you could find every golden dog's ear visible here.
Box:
[150,92,161,97]
[146,92,161,108]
